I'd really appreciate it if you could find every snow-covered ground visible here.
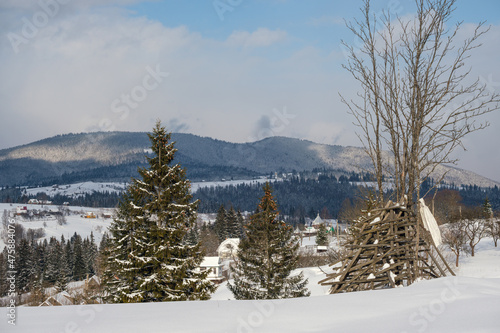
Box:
[22,178,274,199]
[2,235,499,332]
[190,177,273,192]
[0,203,113,248]
[24,182,128,198]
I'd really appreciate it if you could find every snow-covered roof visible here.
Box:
[41,291,74,306]
[217,238,240,253]
[201,256,222,267]
[312,213,324,225]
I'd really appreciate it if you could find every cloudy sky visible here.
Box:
[1,0,499,181]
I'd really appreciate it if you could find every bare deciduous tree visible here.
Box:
[342,0,500,202]
[441,221,468,267]
[460,207,488,256]
[486,218,500,247]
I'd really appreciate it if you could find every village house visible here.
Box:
[199,256,224,283]
[217,238,240,260]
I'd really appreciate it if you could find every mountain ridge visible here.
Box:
[0,131,497,188]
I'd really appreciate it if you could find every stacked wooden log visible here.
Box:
[319,199,454,294]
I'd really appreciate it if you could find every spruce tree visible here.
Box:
[104,121,215,303]
[0,248,8,297]
[483,198,493,218]
[214,204,228,241]
[72,233,86,281]
[44,237,60,284]
[83,232,98,276]
[16,238,34,293]
[316,223,329,247]
[226,206,240,238]
[236,210,245,239]
[228,183,310,300]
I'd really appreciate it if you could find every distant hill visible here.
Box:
[0,131,497,188]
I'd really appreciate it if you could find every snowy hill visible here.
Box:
[0,203,113,250]
[2,238,499,332]
[0,131,497,188]
[24,182,128,198]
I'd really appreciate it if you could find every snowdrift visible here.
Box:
[2,276,500,333]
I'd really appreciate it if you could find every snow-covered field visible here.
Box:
[2,225,500,332]
[22,178,274,199]
[0,203,113,248]
[24,182,128,198]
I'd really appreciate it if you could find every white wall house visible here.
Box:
[199,256,223,282]
[217,238,240,260]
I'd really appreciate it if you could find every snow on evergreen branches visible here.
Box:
[103,121,215,303]
[228,183,310,300]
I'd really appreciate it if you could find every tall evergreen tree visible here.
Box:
[83,232,98,276]
[104,121,215,303]
[236,209,246,239]
[213,204,228,241]
[0,248,8,297]
[72,234,86,281]
[16,238,34,293]
[64,239,73,281]
[226,206,240,238]
[483,197,493,218]
[44,237,60,284]
[228,183,310,300]
[316,223,329,247]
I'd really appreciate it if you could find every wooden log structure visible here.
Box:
[319,198,454,294]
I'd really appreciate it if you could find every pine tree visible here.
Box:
[64,239,73,281]
[213,204,228,241]
[226,206,240,238]
[483,198,493,218]
[104,121,215,303]
[228,183,310,300]
[316,223,329,247]
[0,248,8,297]
[83,232,98,276]
[72,234,86,281]
[185,225,200,246]
[236,209,245,239]
[44,237,60,284]
[16,238,34,293]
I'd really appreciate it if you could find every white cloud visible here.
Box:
[0,3,499,182]
[226,28,287,49]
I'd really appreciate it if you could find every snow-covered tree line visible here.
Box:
[212,204,245,241]
[0,230,100,298]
